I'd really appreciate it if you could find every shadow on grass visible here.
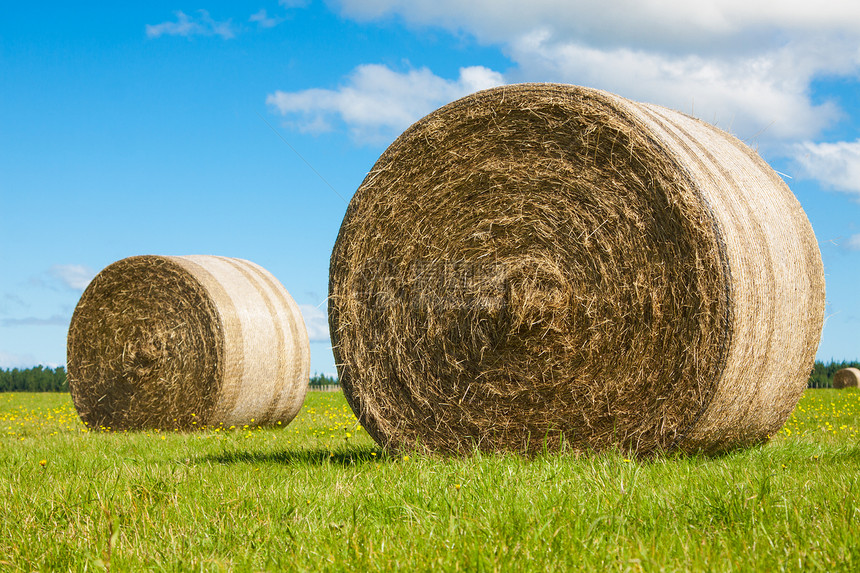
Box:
[196,440,860,469]
[200,446,388,467]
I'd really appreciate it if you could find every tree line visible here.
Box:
[0,366,340,392]
[0,366,69,392]
[309,372,339,389]
[808,360,860,388]
[2,362,855,392]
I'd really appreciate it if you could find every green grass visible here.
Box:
[2,390,860,572]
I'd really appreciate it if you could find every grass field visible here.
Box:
[2,390,860,572]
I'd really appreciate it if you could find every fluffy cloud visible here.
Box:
[506,33,842,142]
[334,1,860,51]
[49,264,95,291]
[267,64,505,143]
[793,140,860,194]
[326,0,860,144]
[249,9,281,29]
[146,10,235,39]
[298,304,330,341]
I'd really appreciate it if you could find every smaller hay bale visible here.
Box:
[833,368,860,389]
[67,255,310,430]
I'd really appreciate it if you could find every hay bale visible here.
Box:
[833,368,860,389]
[67,255,310,430]
[328,83,825,456]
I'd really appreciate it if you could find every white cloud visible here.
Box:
[328,0,860,144]
[0,351,39,369]
[846,234,860,251]
[793,140,860,194]
[146,10,235,39]
[249,9,281,28]
[298,304,330,341]
[335,1,860,50]
[266,64,505,143]
[506,32,841,142]
[49,264,95,291]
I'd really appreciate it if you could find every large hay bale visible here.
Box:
[329,83,825,456]
[67,255,310,430]
[833,368,860,389]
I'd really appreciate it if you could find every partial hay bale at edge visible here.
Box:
[67,255,310,431]
[329,82,826,456]
[833,368,860,389]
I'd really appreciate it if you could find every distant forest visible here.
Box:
[0,366,339,392]
[309,372,339,388]
[1,362,857,392]
[808,360,860,388]
[0,365,68,392]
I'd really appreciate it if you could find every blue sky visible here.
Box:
[2,1,859,375]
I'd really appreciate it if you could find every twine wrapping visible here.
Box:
[833,368,860,389]
[329,83,825,455]
[68,255,310,430]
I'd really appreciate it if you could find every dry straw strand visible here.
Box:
[67,255,310,430]
[328,83,825,456]
[833,368,860,389]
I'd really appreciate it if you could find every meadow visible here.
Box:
[2,390,860,572]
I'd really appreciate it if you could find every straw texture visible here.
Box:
[67,255,310,430]
[833,368,860,389]
[329,83,825,456]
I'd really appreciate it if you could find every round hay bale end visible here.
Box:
[833,368,860,389]
[329,83,825,456]
[67,255,310,430]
